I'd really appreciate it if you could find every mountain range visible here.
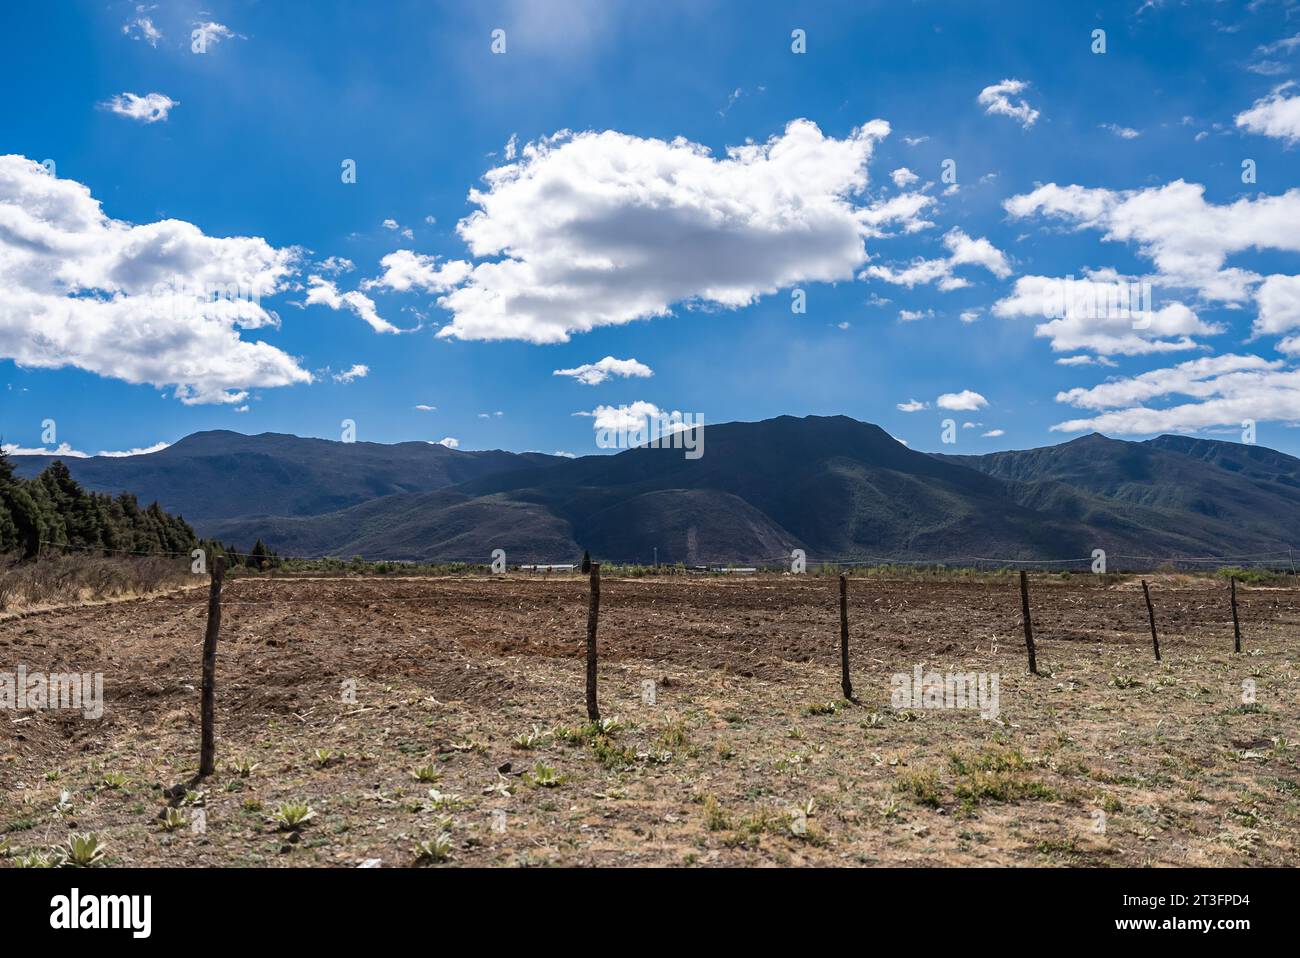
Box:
[9,416,1299,564]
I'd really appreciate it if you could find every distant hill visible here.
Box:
[110,415,1300,564]
[10,431,561,523]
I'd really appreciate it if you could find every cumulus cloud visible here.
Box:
[993,270,1221,356]
[981,429,1005,437]
[363,250,471,293]
[552,356,653,385]
[1052,354,1300,434]
[937,390,988,411]
[2,440,171,458]
[1004,179,1300,305]
[0,155,309,404]
[332,363,369,383]
[1235,83,1300,145]
[430,118,894,343]
[862,228,1010,291]
[435,437,460,448]
[977,79,1040,129]
[103,92,177,123]
[1254,274,1300,337]
[305,276,405,334]
[896,399,928,412]
[890,167,919,188]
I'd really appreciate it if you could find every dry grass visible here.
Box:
[0,554,194,616]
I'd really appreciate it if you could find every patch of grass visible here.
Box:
[895,769,943,808]
[702,794,731,831]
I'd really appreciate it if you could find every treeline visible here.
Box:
[0,452,197,559]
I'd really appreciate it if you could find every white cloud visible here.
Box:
[1052,354,1300,434]
[1005,179,1300,305]
[896,399,928,412]
[363,250,471,293]
[333,364,369,383]
[305,276,404,334]
[890,167,919,188]
[959,309,982,324]
[2,442,88,458]
[993,270,1221,356]
[1235,83,1300,145]
[435,437,460,449]
[414,403,437,411]
[977,79,1040,129]
[553,356,653,385]
[862,228,1011,291]
[981,429,1005,437]
[0,155,309,404]
[552,450,577,458]
[1100,124,1141,139]
[123,13,162,46]
[1254,274,1300,336]
[937,390,988,411]
[898,308,933,322]
[432,118,894,343]
[96,441,171,457]
[382,218,400,230]
[103,92,177,123]
[191,21,236,50]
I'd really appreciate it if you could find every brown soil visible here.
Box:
[2,573,1296,867]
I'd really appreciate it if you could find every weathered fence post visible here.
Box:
[1230,576,1242,654]
[1019,570,1038,675]
[1141,578,1160,661]
[586,561,600,721]
[839,573,853,700]
[199,554,226,777]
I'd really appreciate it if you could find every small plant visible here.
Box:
[312,748,337,769]
[43,770,62,782]
[655,721,689,750]
[1110,674,1140,689]
[101,771,129,789]
[412,763,442,783]
[14,850,58,868]
[512,726,547,750]
[425,788,463,810]
[528,762,564,788]
[702,794,730,831]
[805,701,841,716]
[230,757,259,778]
[159,807,188,832]
[413,832,453,864]
[270,801,316,831]
[61,833,107,868]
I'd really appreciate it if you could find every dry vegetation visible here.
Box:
[0,553,197,617]
[1,571,1297,867]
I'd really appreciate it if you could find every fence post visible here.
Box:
[1019,570,1038,675]
[199,555,226,778]
[1141,578,1160,661]
[586,562,600,721]
[839,573,853,700]
[1230,577,1242,654]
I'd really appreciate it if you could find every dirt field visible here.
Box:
[2,572,1297,867]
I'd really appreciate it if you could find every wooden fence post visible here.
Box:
[839,573,853,700]
[586,562,601,721]
[1019,570,1038,675]
[1141,578,1160,662]
[199,554,226,778]
[1230,577,1242,654]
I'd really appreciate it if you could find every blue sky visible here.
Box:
[3,0,1300,459]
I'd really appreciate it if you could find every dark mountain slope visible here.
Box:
[10,431,562,524]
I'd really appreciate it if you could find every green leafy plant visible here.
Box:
[412,763,442,783]
[61,833,107,868]
[270,801,316,831]
[159,807,187,832]
[413,832,453,863]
